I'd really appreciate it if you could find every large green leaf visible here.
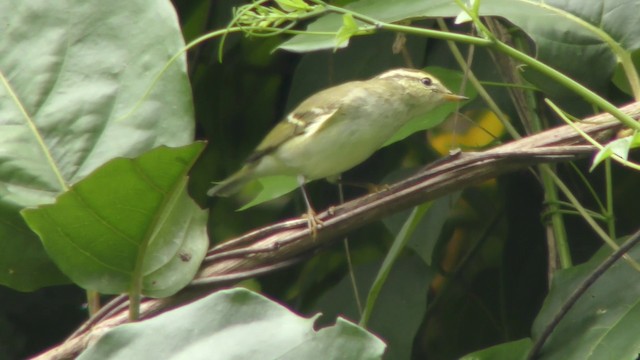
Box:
[279,0,640,96]
[0,0,193,290]
[78,288,386,359]
[460,338,531,360]
[22,144,207,297]
[315,255,433,360]
[530,244,640,359]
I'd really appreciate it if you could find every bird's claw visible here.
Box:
[302,209,324,239]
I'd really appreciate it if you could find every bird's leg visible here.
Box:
[298,175,323,238]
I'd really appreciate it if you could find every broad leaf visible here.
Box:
[315,255,433,360]
[0,0,193,290]
[460,338,531,360]
[530,244,640,359]
[237,175,299,211]
[22,144,207,297]
[78,288,386,360]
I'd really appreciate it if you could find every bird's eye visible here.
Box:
[421,77,432,86]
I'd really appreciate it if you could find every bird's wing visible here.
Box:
[246,108,339,163]
[245,81,366,164]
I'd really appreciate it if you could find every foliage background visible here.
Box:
[1,0,640,359]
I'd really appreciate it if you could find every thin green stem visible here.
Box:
[605,159,616,240]
[221,0,330,61]
[546,99,640,170]
[491,40,640,131]
[337,180,363,316]
[545,209,607,221]
[315,1,491,47]
[86,290,100,316]
[437,19,521,140]
[360,203,430,327]
[619,52,640,100]
[545,169,640,271]
[128,286,141,321]
[478,81,539,91]
[0,72,68,192]
[116,25,332,124]
[567,162,607,214]
[539,164,572,269]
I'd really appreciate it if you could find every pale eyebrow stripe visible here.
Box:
[376,69,426,80]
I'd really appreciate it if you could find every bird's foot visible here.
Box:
[302,208,324,239]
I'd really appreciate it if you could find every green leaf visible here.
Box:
[237,175,299,210]
[316,255,433,360]
[0,0,193,290]
[590,133,640,171]
[77,288,386,360]
[360,201,438,337]
[612,49,640,95]
[335,13,360,49]
[460,338,532,360]
[530,244,640,359]
[22,144,207,297]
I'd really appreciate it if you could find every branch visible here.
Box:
[35,101,640,360]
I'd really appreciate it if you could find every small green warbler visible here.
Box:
[208,68,466,233]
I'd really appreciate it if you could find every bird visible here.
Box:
[208,68,467,235]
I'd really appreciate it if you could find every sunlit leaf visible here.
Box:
[78,288,386,359]
[590,133,640,171]
[335,13,361,49]
[238,175,299,210]
[22,144,207,297]
[0,0,193,290]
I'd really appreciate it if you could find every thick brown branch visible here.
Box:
[35,101,640,360]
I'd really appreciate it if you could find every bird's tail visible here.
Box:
[207,166,253,197]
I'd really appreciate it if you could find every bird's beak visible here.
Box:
[442,92,469,102]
